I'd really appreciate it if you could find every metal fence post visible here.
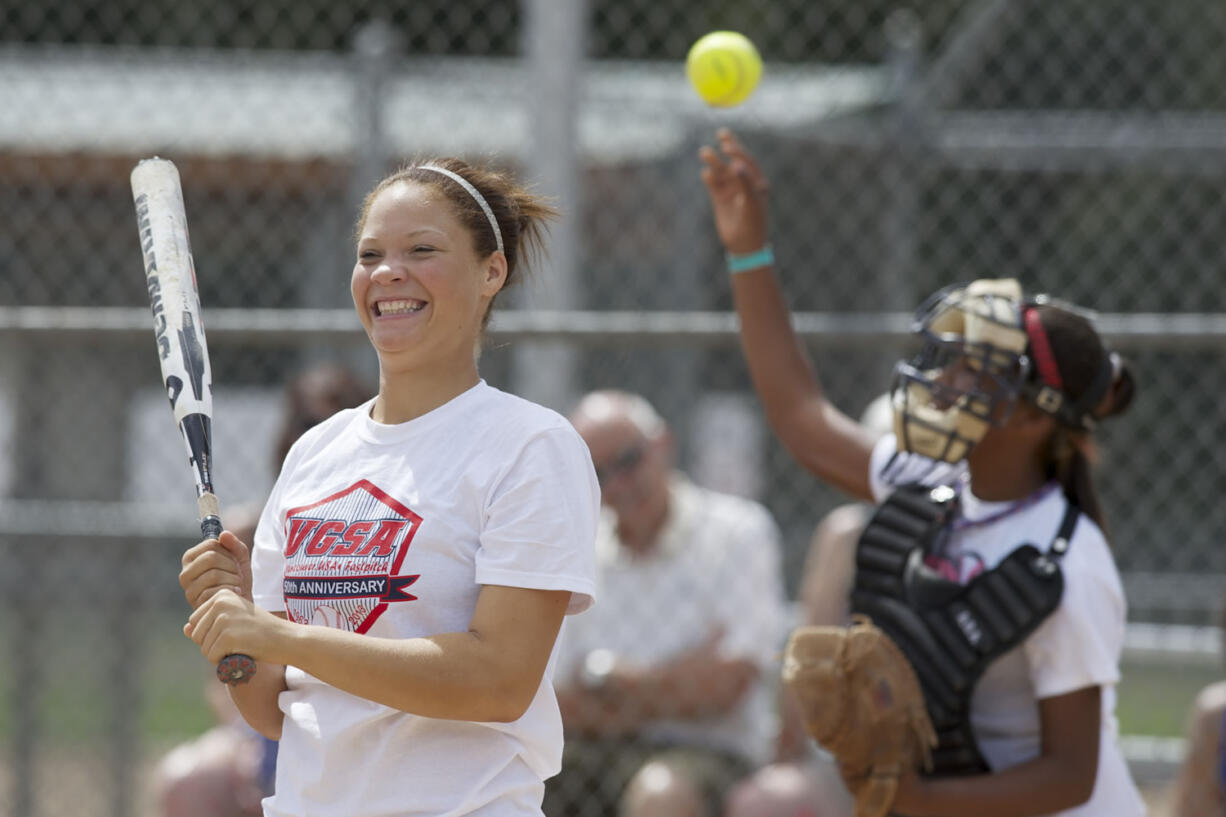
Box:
[512,0,587,412]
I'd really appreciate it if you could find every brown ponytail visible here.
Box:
[1045,428,1105,533]
[1031,305,1137,534]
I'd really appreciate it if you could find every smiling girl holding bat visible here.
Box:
[178,160,599,817]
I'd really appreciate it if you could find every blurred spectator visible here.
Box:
[796,503,871,631]
[152,686,267,817]
[153,363,371,817]
[1170,604,1226,817]
[544,389,788,817]
[272,363,371,468]
[725,510,863,814]
[736,394,893,817]
[796,392,893,631]
[769,502,870,774]
[723,762,849,817]
[152,504,269,817]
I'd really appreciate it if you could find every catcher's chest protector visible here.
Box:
[850,483,1078,777]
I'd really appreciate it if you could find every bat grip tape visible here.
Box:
[198,492,221,534]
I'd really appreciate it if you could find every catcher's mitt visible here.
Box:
[782,615,937,817]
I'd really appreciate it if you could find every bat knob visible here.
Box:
[217,653,257,685]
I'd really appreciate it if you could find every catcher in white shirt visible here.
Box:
[699,127,1145,817]
[178,159,599,817]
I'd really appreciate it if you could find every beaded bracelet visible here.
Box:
[726,245,775,275]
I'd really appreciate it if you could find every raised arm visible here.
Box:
[699,128,877,502]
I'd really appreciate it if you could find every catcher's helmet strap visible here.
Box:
[1049,499,1079,557]
[1021,305,1117,432]
[850,483,1072,777]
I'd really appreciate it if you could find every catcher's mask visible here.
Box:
[891,278,1116,463]
[890,279,1032,463]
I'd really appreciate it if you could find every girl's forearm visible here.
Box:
[228,662,288,740]
[266,623,534,722]
[897,755,1095,817]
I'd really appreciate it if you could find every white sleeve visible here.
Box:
[1024,526,1126,698]
[867,433,902,503]
[476,425,600,615]
[249,419,326,613]
[713,503,789,668]
[867,433,966,503]
[250,465,292,612]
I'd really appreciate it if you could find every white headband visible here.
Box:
[416,164,504,254]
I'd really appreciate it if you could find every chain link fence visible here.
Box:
[2,1,1224,814]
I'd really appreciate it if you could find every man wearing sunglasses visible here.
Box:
[544,390,788,817]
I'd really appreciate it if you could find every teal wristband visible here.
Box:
[726,245,774,275]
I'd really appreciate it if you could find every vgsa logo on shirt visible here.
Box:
[281,479,422,633]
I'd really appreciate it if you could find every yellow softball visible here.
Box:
[685,31,763,108]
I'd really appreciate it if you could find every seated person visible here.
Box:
[153,508,270,816]
[736,394,894,817]
[545,390,788,817]
[1170,603,1226,817]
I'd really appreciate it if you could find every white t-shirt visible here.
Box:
[555,476,788,765]
[250,381,599,817]
[868,435,1145,817]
